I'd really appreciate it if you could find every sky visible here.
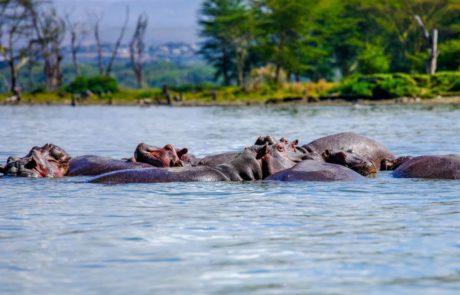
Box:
[53,0,202,44]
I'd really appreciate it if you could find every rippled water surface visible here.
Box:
[1,105,460,294]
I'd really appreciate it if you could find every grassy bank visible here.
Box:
[2,72,460,106]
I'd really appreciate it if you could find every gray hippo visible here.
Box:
[302,132,397,173]
[266,160,365,182]
[90,142,298,184]
[68,143,186,176]
[393,155,460,179]
[2,143,187,178]
[1,144,71,178]
[182,136,306,167]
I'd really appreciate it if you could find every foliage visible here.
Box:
[197,0,460,85]
[66,76,118,95]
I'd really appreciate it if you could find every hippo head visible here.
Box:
[322,149,377,176]
[381,156,413,171]
[134,143,185,167]
[2,144,71,178]
[256,143,298,179]
[255,135,307,163]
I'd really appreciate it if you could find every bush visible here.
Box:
[87,76,118,95]
[66,77,89,94]
[66,76,118,95]
[450,78,460,92]
[332,73,421,99]
[372,76,418,99]
[431,72,460,93]
[336,79,373,99]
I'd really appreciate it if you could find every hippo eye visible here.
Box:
[277,145,284,152]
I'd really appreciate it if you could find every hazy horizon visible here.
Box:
[54,0,202,44]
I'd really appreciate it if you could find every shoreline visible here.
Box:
[1,96,460,107]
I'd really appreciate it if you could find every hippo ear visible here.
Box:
[292,139,299,146]
[256,143,270,160]
[177,148,188,158]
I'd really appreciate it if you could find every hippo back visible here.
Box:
[393,155,460,179]
[266,160,365,182]
[69,156,150,176]
[89,166,229,184]
[303,132,395,170]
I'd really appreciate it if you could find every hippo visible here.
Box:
[68,143,186,176]
[302,132,396,173]
[90,142,298,184]
[322,149,377,176]
[1,144,71,178]
[393,155,460,179]
[266,160,365,182]
[186,135,306,167]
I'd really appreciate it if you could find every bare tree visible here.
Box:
[130,13,148,88]
[105,6,129,76]
[91,12,104,75]
[0,0,34,99]
[30,5,66,91]
[90,7,129,77]
[414,15,439,75]
[66,12,87,76]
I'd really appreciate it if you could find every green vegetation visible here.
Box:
[199,0,459,84]
[333,72,460,100]
[3,72,459,106]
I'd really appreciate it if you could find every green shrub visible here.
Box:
[87,76,118,95]
[66,77,89,94]
[411,74,431,88]
[372,77,418,99]
[337,79,373,98]
[450,78,460,92]
[66,76,118,95]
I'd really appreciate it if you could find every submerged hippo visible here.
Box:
[393,155,460,179]
[302,132,396,173]
[69,143,187,176]
[187,135,306,167]
[1,144,71,178]
[266,160,365,182]
[90,142,298,184]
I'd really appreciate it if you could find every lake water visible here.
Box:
[1,105,460,294]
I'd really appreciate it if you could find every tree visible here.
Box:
[130,14,148,88]
[0,0,33,98]
[90,7,130,77]
[199,0,252,86]
[30,3,66,91]
[66,12,87,76]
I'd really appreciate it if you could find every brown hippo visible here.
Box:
[393,155,460,179]
[69,143,186,176]
[1,144,71,178]
[186,135,306,168]
[322,149,377,176]
[302,132,396,173]
[266,160,365,182]
[90,142,298,184]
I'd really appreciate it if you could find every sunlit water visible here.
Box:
[1,105,460,294]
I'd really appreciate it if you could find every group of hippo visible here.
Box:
[1,132,459,183]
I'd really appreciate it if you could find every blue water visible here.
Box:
[1,105,460,294]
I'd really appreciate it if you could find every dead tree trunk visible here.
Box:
[93,14,104,76]
[67,15,87,77]
[106,7,130,76]
[130,14,148,88]
[414,15,439,75]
